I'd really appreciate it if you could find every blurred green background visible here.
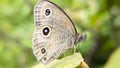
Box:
[0,0,120,68]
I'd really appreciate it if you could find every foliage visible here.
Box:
[104,47,120,68]
[0,0,120,68]
[32,53,89,68]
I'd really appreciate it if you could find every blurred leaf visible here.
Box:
[31,53,89,68]
[104,47,120,68]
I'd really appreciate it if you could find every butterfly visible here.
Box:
[32,0,86,64]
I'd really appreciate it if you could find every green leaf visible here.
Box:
[32,53,84,68]
[104,47,120,68]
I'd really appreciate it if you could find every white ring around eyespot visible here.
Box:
[44,8,52,18]
[41,25,51,37]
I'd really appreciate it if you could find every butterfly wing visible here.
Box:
[33,0,82,64]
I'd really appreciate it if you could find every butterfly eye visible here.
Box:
[42,26,51,37]
[44,8,52,17]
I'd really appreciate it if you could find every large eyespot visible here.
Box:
[43,27,49,35]
[41,26,51,37]
[44,8,52,17]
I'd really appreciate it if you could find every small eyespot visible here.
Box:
[45,9,51,16]
[43,57,47,61]
[41,47,46,54]
[42,26,51,37]
[44,8,52,17]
